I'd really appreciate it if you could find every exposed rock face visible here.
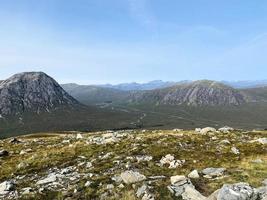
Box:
[0,72,80,116]
[129,80,247,106]
[217,183,259,200]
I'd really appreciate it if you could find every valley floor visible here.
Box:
[0,128,267,199]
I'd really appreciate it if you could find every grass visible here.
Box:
[0,129,267,199]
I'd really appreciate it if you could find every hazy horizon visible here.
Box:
[1,0,267,84]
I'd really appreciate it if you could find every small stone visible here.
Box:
[21,187,33,195]
[106,184,114,190]
[231,147,240,155]
[85,181,92,187]
[0,150,9,157]
[251,159,263,164]
[76,133,83,139]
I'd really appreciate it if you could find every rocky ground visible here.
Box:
[0,127,267,200]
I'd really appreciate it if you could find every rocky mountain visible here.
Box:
[0,72,80,116]
[128,80,248,106]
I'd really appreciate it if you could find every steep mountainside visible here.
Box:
[128,80,248,106]
[61,83,129,105]
[0,72,80,116]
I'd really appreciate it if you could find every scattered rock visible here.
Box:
[171,175,187,185]
[168,175,194,197]
[251,159,263,164]
[0,180,15,195]
[84,181,92,187]
[36,173,58,185]
[200,127,216,135]
[202,168,226,178]
[251,138,267,145]
[21,187,33,195]
[160,154,185,168]
[106,184,114,190]
[136,155,153,163]
[182,185,207,200]
[188,170,200,179]
[120,171,146,184]
[217,182,259,200]
[76,133,83,139]
[231,147,240,155]
[9,138,22,144]
[218,126,234,133]
[0,150,9,157]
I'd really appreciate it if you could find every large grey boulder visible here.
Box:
[217,183,259,200]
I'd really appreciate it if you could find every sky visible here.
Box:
[0,0,267,84]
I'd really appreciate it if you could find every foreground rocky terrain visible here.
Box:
[0,128,267,200]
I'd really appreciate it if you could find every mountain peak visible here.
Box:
[0,72,80,116]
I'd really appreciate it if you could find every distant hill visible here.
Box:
[0,72,80,116]
[241,86,267,102]
[97,80,184,91]
[128,80,247,106]
[61,83,129,105]
[223,80,267,89]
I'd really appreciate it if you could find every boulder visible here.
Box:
[218,126,234,133]
[182,185,207,200]
[120,171,146,184]
[202,168,226,178]
[171,176,187,185]
[188,170,200,179]
[200,127,216,135]
[217,182,259,200]
[168,175,195,197]
[251,138,267,145]
[160,154,185,168]
[0,180,15,195]
[36,173,58,185]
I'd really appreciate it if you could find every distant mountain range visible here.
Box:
[76,80,267,91]
[2,71,267,137]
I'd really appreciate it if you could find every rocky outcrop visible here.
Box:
[129,80,247,106]
[0,72,80,116]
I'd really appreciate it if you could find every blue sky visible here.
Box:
[0,0,267,84]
